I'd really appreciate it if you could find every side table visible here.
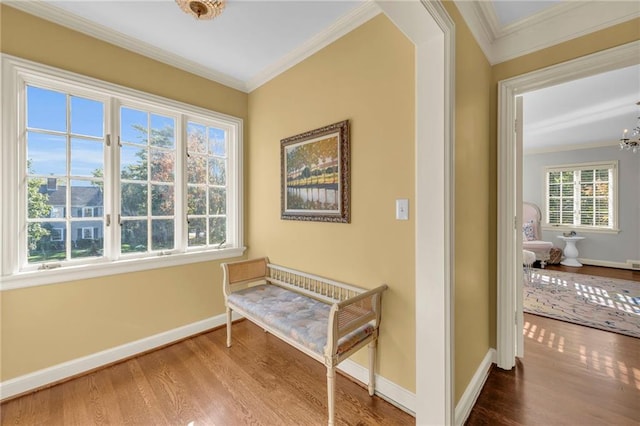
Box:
[557,236,585,267]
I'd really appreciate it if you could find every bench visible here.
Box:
[221,257,388,426]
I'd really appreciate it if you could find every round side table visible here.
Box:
[557,236,585,267]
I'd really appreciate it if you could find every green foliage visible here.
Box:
[26,165,52,251]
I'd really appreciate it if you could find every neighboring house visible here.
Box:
[41,184,103,246]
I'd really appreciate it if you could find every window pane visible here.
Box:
[27,132,67,176]
[71,181,103,218]
[71,138,103,177]
[28,177,55,218]
[71,223,103,259]
[27,86,66,132]
[580,183,593,196]
[561,184,573,196]
[209,187,226,215]
[561,171,573,183]
[188,186,206,215]
[548,172,561,184]
[209,158,226,185]
[549,212,560,224]
[187,155,207,184]
[152,219,174,250]
[548,198,560,211]
[121,145,147,180]
[70,96,103,137]
[209,127,226,156]
[208,217,226,245]
[121,220,147,252]
[150,149,175,182]
[595,182,608,196]
[120,107,148,145]
[187,122,207,154]
[151,184,174,216]
[28,221,67,264]
[121,183,148,216]
[595,169,609,181]
[150,114,175,148]
[188,218,207,247]
[548,184,560,197]
[580,169,594,182]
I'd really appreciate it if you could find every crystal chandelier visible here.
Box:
[620,102,639,154]
[175,0,225,20]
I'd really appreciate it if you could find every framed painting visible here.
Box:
[281,120,350,223]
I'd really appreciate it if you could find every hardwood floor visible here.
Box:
[1,320,413,425]
[468,264,640,425]
[543,263,640,282]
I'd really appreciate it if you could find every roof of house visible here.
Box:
[42,185,103,207]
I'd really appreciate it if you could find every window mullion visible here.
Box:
[175,115,187,252]
[573,170,580,226]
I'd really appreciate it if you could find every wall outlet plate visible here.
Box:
[396,199,409,220]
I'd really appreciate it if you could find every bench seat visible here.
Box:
[228,284,375,356]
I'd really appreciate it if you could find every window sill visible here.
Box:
[541,225,620,235]
[0,247,246,291]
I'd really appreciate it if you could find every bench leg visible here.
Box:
[326,365,336,426]
[368,339,376,396]
[226,307,232,348]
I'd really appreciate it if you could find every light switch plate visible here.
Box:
[396,199,409,220]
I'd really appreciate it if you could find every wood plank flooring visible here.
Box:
[1,320,413,425]
[467,265,640,425]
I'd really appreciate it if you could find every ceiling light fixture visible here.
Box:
[620,102,640,154]
[175,0,225,20]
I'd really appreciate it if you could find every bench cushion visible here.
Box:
[227,284,374,356]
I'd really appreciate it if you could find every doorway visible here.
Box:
[496,40,640,369]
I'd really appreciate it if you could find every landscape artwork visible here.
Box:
[281,120,350,223]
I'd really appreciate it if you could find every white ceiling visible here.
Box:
[7,0,640,150]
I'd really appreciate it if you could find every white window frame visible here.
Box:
[1,55,245,290]
[542,161,619,234]
[81,227,95,240]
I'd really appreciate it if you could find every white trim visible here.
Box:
[541,225,620,235]
[0,312,243,401]
[580,258,638,271]
[246,2,382,92]
[454,348,496,426]
[4,1,247,92]
[0,246,246,290]
[337,359,415,416]
[455,0,640,65]
[497,41,640,370]
[376,1,455,424]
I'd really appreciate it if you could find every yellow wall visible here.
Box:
[0,5,248,381]
[247,15,416,390]
[442,1,494,403]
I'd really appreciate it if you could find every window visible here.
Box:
[1,55,244,288]
[544,161,618,231]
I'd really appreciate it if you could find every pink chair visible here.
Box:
[522,202,554,268]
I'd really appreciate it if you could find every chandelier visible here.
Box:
[175,0,225,20]
[620,102,639,153]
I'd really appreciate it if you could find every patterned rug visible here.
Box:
[524,269,640,339]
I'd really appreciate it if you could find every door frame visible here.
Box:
[496,40,640,369]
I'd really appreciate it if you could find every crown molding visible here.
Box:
[245,1,382,92]
[524,140,620,155]
[454,1,640,65]
[4,1,248,92]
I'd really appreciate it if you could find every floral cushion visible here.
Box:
[523,221,536,241]
[227,284,374,356]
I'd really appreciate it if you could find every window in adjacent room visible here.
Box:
[544,161,618,231]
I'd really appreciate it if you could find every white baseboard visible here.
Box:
[0,312,241,401]
[579,258,637,270]
[0,313,414,418]
[338,359,416,416]
[454,348,496,426]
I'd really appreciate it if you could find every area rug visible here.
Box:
[524,269,640,339]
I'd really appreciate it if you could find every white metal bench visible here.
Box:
[221,257,388,426]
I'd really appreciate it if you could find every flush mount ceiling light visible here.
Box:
[175,0,225,20]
